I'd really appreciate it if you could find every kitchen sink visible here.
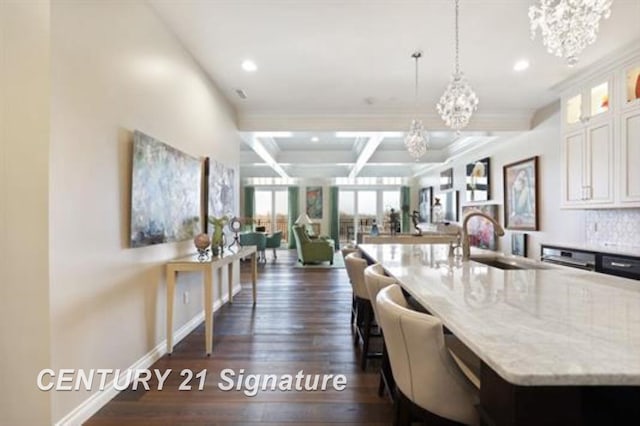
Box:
[470,257,550,270]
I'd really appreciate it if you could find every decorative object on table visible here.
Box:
[461,204,499,250]
[465,157,490,202]
[503,156,539,230]
[440,168,453,191]
[227,216,242,251]
[404,51,428,160]
[306,186,323,219]
[193,233,211,261]
[208,215,228,256]
[418,187,433,223]
[130,130,201,248]
[206,157,236,242]
[432,197,444,223]
[411,210,422,236]
[511,233,528,257]
[626,66,640,103]
[528,0,612,67]
[437,0,479,132]
[436,191,459,222]
[389,208,400,236]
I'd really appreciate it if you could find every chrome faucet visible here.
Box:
[461,211,505,260]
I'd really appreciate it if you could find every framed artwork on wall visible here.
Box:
[440,168,453,191]
[503,156,539,230]
[511,233,527,257]
[466,157,490,202]
[418,187,433,223]
[461,204,499,250]
[436,190,459,222]
[306,186,323,219]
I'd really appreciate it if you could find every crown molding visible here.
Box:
[237,111,533,132]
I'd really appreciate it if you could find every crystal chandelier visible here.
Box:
[529,0,613,67]
[404,52,428,161]
[437,0,479,134]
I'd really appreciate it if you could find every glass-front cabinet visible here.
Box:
[563,74,613,130]
[623,64,640,110]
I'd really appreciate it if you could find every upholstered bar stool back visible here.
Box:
[377,285,479,426]
[345,252,368,300]
[364,263,396,322]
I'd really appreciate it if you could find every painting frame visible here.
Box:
[511,233,527,257]
[466,157,491,202]
[435,190,459,222]
[418,187,433,223]
[440,168,454,191]
[306,186,323,219]
[461,204,499,250]
[503,156,539,231]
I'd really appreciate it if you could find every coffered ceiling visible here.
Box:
[149,0,640,179]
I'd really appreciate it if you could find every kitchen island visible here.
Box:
[358,243,640,426]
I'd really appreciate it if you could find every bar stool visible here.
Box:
[345,251,380,370]
[364,263,397,400]
[377,285,479,426]
[341,245,359,326]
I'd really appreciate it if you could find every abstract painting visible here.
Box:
[306,186,323,219]
[130,131,201,247]
[504,156,538,230]
[418,187,433,223]
[461,204,499,250]
[207,158,236,218]
[466,157,490,202]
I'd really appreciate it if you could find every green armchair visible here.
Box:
[265,231,282,260]
[291,225,334,265]
[240,232,267,262]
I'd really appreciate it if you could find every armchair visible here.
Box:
[265,231,282,260]
[291,225,334,265]
[239,232,267,262]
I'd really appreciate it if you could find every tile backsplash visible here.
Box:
[586,209,640,247]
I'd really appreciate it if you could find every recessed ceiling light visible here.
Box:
[242,60,257,72]
[513,59,530,72]
[311,136,319,142]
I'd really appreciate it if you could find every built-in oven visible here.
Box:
[540,245,596,271]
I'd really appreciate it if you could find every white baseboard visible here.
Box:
[55,284,243,426]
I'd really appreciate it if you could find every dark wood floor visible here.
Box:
[86,249,393,425]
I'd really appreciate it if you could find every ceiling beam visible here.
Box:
[242,135,289,178]
[348,134,385,179]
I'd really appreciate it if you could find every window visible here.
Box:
[338,188,401,242]
[254,189,289,242]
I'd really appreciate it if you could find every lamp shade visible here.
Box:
[295,214,312,225]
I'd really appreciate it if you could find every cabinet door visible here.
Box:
[620,109,640,203]
[562,130,586,205]
[586,121,614,204]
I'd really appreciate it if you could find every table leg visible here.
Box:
[252,251,257,305]
[166,267,176,354]
[204,265,214,355]
[228,262,234,304]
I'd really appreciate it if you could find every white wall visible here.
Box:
[49,0,240,421]
[416,103,586,258]
[0,1,53,424]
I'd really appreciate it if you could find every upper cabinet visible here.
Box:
[560,50,640,209]
[563,75,613,132]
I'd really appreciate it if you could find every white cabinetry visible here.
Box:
[559,51,640,209]
[561,75,615,207]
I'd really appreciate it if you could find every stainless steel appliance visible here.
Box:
[540,245,596,271]
[599,255,640,280]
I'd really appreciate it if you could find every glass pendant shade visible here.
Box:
[404,52,428,161]
[437,0,479,133]
[529,0,613,66]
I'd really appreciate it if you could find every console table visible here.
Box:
[166,246,257,355]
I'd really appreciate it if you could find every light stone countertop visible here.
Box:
[359,243,640,386]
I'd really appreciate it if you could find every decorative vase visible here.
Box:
[211,246,219,257]
[635,73,640,100]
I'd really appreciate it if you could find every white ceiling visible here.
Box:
[150,0,640,179]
